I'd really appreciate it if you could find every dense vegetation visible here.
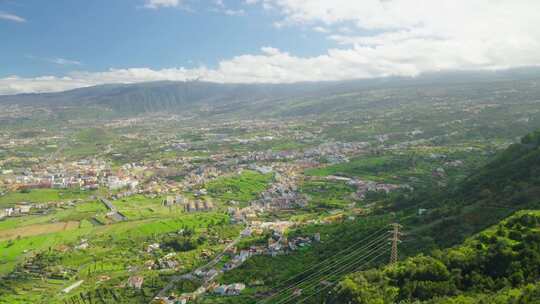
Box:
[325,130,540,303]
[388,131,540,249]
[330,211,540,304]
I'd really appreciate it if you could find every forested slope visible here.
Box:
[395,130,540,249]
[331,130,540,303]
[331,211,540,304]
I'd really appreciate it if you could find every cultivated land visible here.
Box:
[2,74,540,303]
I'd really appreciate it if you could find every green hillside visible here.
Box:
[330,210,540,304]
[461,130,540,206]
[394,130,540,249]
[325,130,540,303]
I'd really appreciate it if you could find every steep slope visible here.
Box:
[395,130,540,248]
[461,130,540,206]
[325,129,540,303]
[330,210,540,304]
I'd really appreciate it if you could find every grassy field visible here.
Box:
[0,221,80,241]
[63,128,117,158]
[113,194,174,220]
[305,149,488,187]
[206,170,273,205]
[0,188,95,208]
[0,208,229,275]
[0,200,106,232]
[300,180,356,210]
[305,155,405,181]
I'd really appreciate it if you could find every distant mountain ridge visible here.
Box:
[2,67,540,115]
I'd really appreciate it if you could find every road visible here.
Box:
[153,228,245,300]
[99,197,128,221]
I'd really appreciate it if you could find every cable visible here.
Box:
[295,250,387,304]
[277,244,388,304]
[269,226,387,288]
[267,236,388,304]
[258,231,388,304]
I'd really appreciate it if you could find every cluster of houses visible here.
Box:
[183,200,214,212]
[153,219,320,304]
[155,281,246,304]
[236,141,368,165]
[304,141,369,164]
[162,195,215,213]
[181,166,221,189]
[127,275,145,289]
[0,203,32,219]
[252,164,308,210]
[144,244,182,271]
[213,283,246,296]
[0,159,144,192]
[0,200,73,220]
[148,252,181,271]
[349,178,408,200]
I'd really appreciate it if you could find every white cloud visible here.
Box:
[224,9,245,16]
[49,57,82,66]
[26,55,82,66]
[2,0,540,95]
[211,0,246,16]
[0,11,26,23]
[215,0,225,8]
[313,26,329,33]
[143,0,181,9]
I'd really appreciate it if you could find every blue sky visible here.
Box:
[0,0,539,94]
[0,0,334,77]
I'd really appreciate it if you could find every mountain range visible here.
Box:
[2,68,540,116]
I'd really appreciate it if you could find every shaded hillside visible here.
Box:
[330,210,540,304]
[394,130,540,249]
[461,130,540,206]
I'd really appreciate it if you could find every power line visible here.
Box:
[257,228,385,304]
[273,226,387,287]
[261,223,404,304]
[279,244,388,304]
[271,239,388,304]
[389,223,402,265]
[295,250,388,304]
[278,244,387,304]
[258,230,388,304]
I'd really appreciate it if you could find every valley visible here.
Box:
[1,75,540,303]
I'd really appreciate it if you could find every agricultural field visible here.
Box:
[205,170,274,206]
[0,209,235,303]
[300,180,356,210]
[2,75,540,303]
[0,188,96,208]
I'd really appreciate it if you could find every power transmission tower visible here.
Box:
[389,223,402,265]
